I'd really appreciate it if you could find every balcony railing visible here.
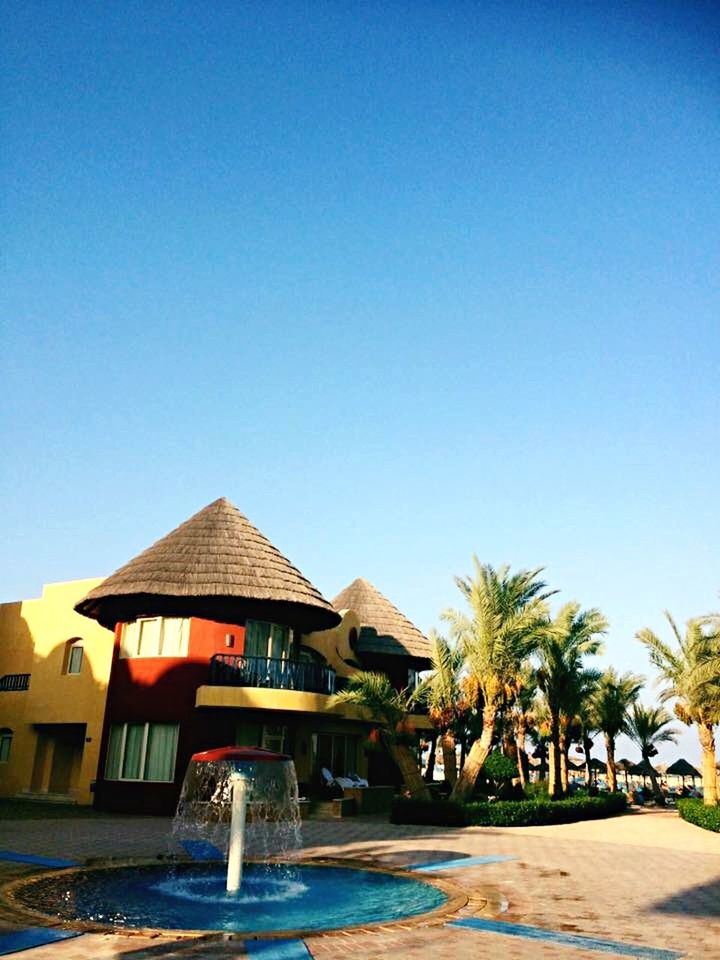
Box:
[0,673,30,692]
[209,654,336,696]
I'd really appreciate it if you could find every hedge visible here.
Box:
[464,793,627,827]
[390,792,626,828]
[677,798,720,833]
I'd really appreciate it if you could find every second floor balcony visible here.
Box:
[209,654,336,696]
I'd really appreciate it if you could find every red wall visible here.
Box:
[94,617,247,813]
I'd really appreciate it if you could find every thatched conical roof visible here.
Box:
[75,498,340,632]
[629,759,657,776]
[332,577,431,662]
[665,758,701,779]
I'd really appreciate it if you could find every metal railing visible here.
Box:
[0,673,30,692]
[209,654,336,695]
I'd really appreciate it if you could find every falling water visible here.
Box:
[172,748,302,871]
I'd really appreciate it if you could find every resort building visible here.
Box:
[0,579,114,804]
[71,497,432,814]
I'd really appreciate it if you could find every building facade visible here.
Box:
[1,498,431,814]
[0,579,114,804]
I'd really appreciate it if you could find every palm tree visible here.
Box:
[442,559,555,803]
[412,630,465,786]
[590,668,643,793]
[626,704,678,800]
[507,663,537,789]
[560,668,601,794]
[637,613,720,806]
[535,603,607,799]
[332,671,432,801]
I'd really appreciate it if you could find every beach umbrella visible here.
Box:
[665,758,701,787]
[616,758,633,790]
[629,759,656,787]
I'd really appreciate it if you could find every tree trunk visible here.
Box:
[450,706,496,803]
[388,741,432,802]
[559,730,569,795]
[583,732,593,787]
[424,731,438,782]
[538,741,548,781]
[644,751,662,803]
[459,732,467,771]
[440,731,457,786]
[515,717,529,789]
[604,734,617,793]
[698,721,718,807]
[549,713,562,800]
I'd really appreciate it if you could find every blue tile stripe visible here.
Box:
[244,940,311,958]
[409,855,515,871]
[0,929,82,956]
[0,851,79,868]
[180,839,223,861]
[450,917,682,959]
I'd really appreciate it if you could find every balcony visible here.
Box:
[209,654,336,696]
[0,673,30,692]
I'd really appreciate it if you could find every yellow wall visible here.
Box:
[0,579,114,803]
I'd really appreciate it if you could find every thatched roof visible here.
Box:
[332,578,431,662]
[665,758,701,779]
[75,498,340,632]
[629,759,657,777]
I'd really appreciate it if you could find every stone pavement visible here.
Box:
[0,808,718,959]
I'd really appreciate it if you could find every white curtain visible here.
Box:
[121,723,144,779]
[144,723,179,781]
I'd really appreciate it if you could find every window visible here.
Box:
[313,733,359,777]
[64,639,84,675]
[120,618,190,658]
[262,724,286,753]
[0,729,12,763]
[244,620,292,660]
[105,722,179,781]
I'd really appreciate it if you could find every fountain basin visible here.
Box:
[4,859,466,937]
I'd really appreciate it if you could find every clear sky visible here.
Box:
[3,2,718,764]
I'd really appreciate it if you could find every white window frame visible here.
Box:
[67,642,84,675]
[120,618,190,659]
[105,721,179,782]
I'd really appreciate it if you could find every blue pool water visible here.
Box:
[20,863,446,933]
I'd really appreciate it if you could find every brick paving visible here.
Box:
[0,808,718,959]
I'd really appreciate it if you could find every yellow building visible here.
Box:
[0,579,114,804]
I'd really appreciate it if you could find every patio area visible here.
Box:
[1,806,718,959]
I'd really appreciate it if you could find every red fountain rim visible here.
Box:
[190,746,292,764]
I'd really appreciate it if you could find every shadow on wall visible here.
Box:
[0,600,112,803]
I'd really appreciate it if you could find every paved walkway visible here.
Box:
[0,808,718,959]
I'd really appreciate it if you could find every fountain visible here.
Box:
[4,747,462,936]
[172,746,302,893]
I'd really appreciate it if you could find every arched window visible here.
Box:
[0,728,12,762]
[64,638,84,675]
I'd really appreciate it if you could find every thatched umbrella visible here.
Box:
[587,756,606,784]
[665,758,701,787]
[629,759,657,788]
[75,497,340,632]
[616,758,633,791]
[333,578,432,668]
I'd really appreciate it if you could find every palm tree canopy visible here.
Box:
[590,667,644,739]
[442,559,555,706]
[412,629,464,728]
[636,613,720,726]
[626,704,678,759]
[331,671,408,732]
[535,602,607,719]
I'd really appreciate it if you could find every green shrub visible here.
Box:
[464,792,626,827]
[483,750,519,782]
[523,780,549,801]
[390,792,627,828]
[390,798,466,827]
[677,798,720,833]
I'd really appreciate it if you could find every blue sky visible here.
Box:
[3,2,718,763]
